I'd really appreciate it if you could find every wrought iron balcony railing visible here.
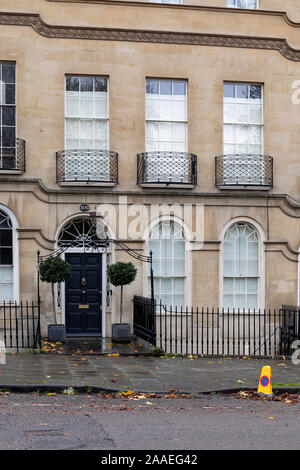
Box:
[0,138,25,172]
[56,149,118,184]
[215,154,273,189]
[137,151,197,186]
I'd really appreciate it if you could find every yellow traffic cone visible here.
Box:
[257,366,273,397]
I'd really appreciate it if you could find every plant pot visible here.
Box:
[112,323,131,343]
[48,324,66,343]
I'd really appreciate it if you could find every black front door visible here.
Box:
[65,253,102,336]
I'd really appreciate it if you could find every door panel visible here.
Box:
[65,252,102,335]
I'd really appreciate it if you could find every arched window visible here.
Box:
[0,210,13,301]
[149,220,185,307]
[58,218,99,248]
[223,222,259,310]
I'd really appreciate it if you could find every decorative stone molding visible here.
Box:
[264,241,299,262]
[0,11,300,61]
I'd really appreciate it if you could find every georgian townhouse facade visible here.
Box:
[0,0,299,338]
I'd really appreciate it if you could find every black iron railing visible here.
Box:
[0,138,25,172]
[56,149,118,184]
[215,154,273,188]
[133,297,299,357]
[137,151,197,186]
[0,301,41,352]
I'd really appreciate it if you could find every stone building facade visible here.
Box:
[0,0,299,338]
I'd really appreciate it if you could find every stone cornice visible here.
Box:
[0,11,300,61]
[0,178,299,214]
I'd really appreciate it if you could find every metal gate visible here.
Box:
[0,301,41,352]
[133,296,156,345]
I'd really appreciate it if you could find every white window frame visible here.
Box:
[223,82,264,155]
[145,78,188,153]
[64,75,110,182]
[0,204,19,303]
[0,62,17,170]
[223,82,264,186]
[148,0,183,4]
[64,75,109,151]
[148,220,186,309]
[219,217,265,311]
[145,78,189,184]
[227,0,259,9]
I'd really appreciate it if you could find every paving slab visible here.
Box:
[0,354,300,393]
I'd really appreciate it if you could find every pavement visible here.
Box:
[0,352,300,394]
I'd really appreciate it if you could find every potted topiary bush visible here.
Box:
[107,261,137,342]
[39,256,71,343]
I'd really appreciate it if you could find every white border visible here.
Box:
[219,216,266,310]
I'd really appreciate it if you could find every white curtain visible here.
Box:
[223,223,259,309]
[149,0,183,4]
[65,79,109,150]
[0,266,13,301]
[149,221,185,308]
[227,0,258,8]
[146,79,187,153]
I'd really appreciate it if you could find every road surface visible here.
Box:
[0,392,299,450]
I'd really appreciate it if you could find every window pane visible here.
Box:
[160,80,172,95]
[65,76,109,150]
[173,81,186,95]
[0,229,12,247]
[2,63,15,84]
[149,222,185,307]
[223,83,235,98]
[94,96,108,119]
[66,118,79,137]
[0,247,12,265]
[66,94,80,117]
[250,85,261,99]
[80,96,94,118]
[4,85,15,105]
[0,281,13,302]
[66,76,79,92]
[2,107,15,126]
[247,0,258,9]
[2,127,15,145]
[80,76,93,92]
[95,77,107,92]
[223,223,259,309]
[146,79,159,94]
[94,120,108,140]
[236,84,248,99]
